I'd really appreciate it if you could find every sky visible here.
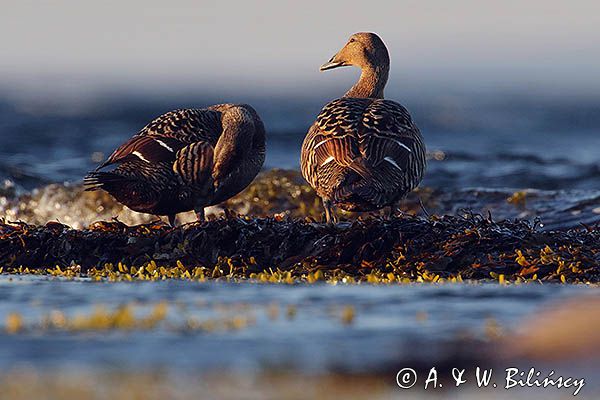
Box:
[1,0,599,100]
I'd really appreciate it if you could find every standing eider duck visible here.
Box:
[84,104,265,226]
[300,32,426,223]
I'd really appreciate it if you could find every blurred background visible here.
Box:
[1,0,599,190]
[1,3,600,399]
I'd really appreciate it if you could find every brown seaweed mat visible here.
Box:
[1,213,598,283]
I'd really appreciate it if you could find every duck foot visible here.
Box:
[323,199,338,225]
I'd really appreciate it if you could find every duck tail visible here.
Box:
[330,169,385,211]
[83,171,131,192]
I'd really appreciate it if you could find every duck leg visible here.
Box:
[195,207,205,222]
[168,214,178,227]
[323,199,338,224]
[384,204,397,220]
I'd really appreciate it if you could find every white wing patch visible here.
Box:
[384,156,403,171]
[132,151,150,163]
[371,133,413,153]
[314,138,333,150]
[391,139,412,152]
[320,155,335,167]
[154,139,174,152]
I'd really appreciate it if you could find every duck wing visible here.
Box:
[97,109,221,170]
[96,135,186,169]
[310,98,370,177]
[357,99,423,183]
[172,142,214,186]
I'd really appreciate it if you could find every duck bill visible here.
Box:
[320,55,345,71]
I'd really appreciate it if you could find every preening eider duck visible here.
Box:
[84,103,265,226]
[300,32,426,223]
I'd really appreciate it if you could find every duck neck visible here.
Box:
[344,64,388,99]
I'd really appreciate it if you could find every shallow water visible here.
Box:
[0,276,596,373]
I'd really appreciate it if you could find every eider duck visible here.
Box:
[300,32,426,223]
[84,103,265,226]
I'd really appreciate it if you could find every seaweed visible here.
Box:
[1,210,598,283]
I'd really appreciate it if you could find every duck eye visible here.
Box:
[349,38,355,43]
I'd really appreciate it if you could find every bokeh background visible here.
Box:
[3,0,600,96]
[1,3,600,399]
[1,0,599,190]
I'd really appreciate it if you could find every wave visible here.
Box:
[2,169,599,231]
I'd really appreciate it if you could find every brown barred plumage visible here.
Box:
[84,104,265,225]
[301,32,427,223]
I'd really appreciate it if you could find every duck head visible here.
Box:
[320,32,390,72]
